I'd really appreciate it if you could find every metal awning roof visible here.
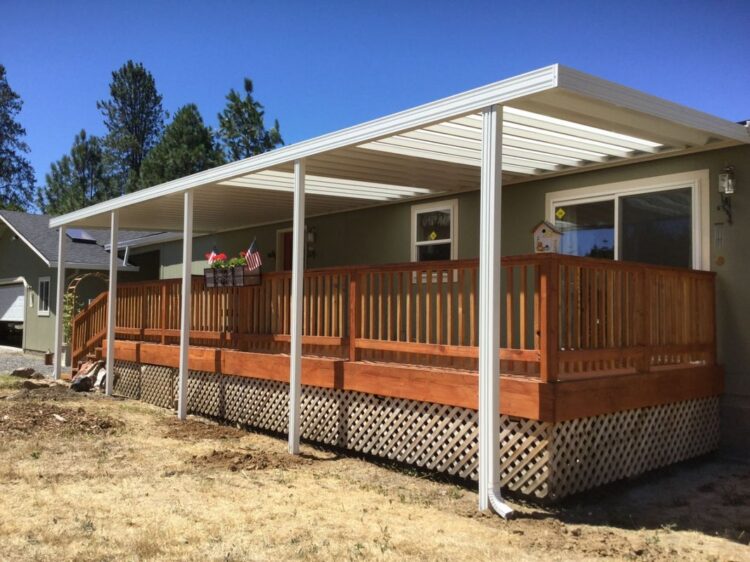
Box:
[49,64,750,233]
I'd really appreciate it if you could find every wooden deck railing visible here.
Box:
[71,254,717,381]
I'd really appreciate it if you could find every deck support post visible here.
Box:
[289,159,306,454]
[52,226,67,380]
[478,105,513,517]
[177,190,194,420]
[105,211,119,395]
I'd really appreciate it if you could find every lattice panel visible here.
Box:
[547,397,720,499]
[111,361,719,501]
[140,364,177,409]
[112,361,141,399]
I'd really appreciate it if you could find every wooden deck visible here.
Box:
[73,253,723,421]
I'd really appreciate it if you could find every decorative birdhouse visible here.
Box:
[532,221,562,254]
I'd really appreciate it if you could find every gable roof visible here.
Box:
[0,210,157,270]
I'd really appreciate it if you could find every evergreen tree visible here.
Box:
[140,104,224,188]
[38,129,112,215]
[0,64,35,211]
[97,60,166,194]
[217,78,283,161]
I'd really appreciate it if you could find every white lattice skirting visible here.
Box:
[113,361,720,500]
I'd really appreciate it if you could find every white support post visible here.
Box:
[105,211,119,396]
[288,158,305,454]
[52,226,67,380]
[177,190,194,420]
[478,105,513,517]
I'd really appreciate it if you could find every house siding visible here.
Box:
[0,231,110,354]
[152,144,750,457]
[0,233,56,353]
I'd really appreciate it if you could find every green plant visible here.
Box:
[228,256,245,268]
[62,291,81,344]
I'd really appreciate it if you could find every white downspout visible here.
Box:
[52,226,67,380]
[177,190,194,420]
[105,211,119,395]
[478,104,514,518]
[289,158,305,454]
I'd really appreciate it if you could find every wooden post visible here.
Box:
[160,283,167,344]
[636,265,651,373]
[348,272,359,362]
[539,257,559,383]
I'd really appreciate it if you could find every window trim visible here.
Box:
[545,170,710,270]
[37,276,51,317]
[410,199,458,262]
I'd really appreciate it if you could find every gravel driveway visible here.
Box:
[0,346,53,377]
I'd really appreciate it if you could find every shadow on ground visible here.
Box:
[518,454,750,546]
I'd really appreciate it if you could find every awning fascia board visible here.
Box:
[49,64,560,229]
[555,65,750,144]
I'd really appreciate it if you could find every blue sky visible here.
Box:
[2,0,749,187]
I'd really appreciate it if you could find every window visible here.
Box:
[37,277,50,316]
[547,171,709,270]
[411,199,458,262]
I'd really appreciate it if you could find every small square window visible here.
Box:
[411,199,458,263]
[38,277,50,316]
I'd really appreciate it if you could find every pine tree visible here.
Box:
[38,130,112,215]
[217,78,283,161]
[0,64,35,211]
[140,104,224,188]
[97,60,166,194]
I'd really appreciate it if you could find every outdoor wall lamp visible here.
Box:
[718,165,736,225]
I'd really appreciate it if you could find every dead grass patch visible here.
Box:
[0,388,747,561]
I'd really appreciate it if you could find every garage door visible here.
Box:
[0,284,25,322]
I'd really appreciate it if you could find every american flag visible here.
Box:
[245,239,262,270]
[207,248,218,265]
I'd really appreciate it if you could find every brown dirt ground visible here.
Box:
[0,374,747,561]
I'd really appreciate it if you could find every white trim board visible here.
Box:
[545,169,710,270]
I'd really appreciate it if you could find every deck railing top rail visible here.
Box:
[71,254,717,382]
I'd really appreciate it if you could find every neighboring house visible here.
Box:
[54,66,750,507]
[0,210,160,353]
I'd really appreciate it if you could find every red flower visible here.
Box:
[240,250,247,257]
[215,253,228,261]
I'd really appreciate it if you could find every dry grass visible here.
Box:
[0,382,747,561]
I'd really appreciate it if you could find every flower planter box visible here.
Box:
[204,266,261,287]
[204,267,232,288]
[232,265,261,287]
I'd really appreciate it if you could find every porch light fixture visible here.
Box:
[718,165,736,224]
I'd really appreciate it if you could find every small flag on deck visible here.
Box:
[207,247,218,265]
[244,239,262,270]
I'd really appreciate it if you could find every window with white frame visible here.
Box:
[411,199,458,262]
[37,277,50,316]
[546,170,709,270]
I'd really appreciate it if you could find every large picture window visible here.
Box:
[411,199,458,262]
[546,171,709,270]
